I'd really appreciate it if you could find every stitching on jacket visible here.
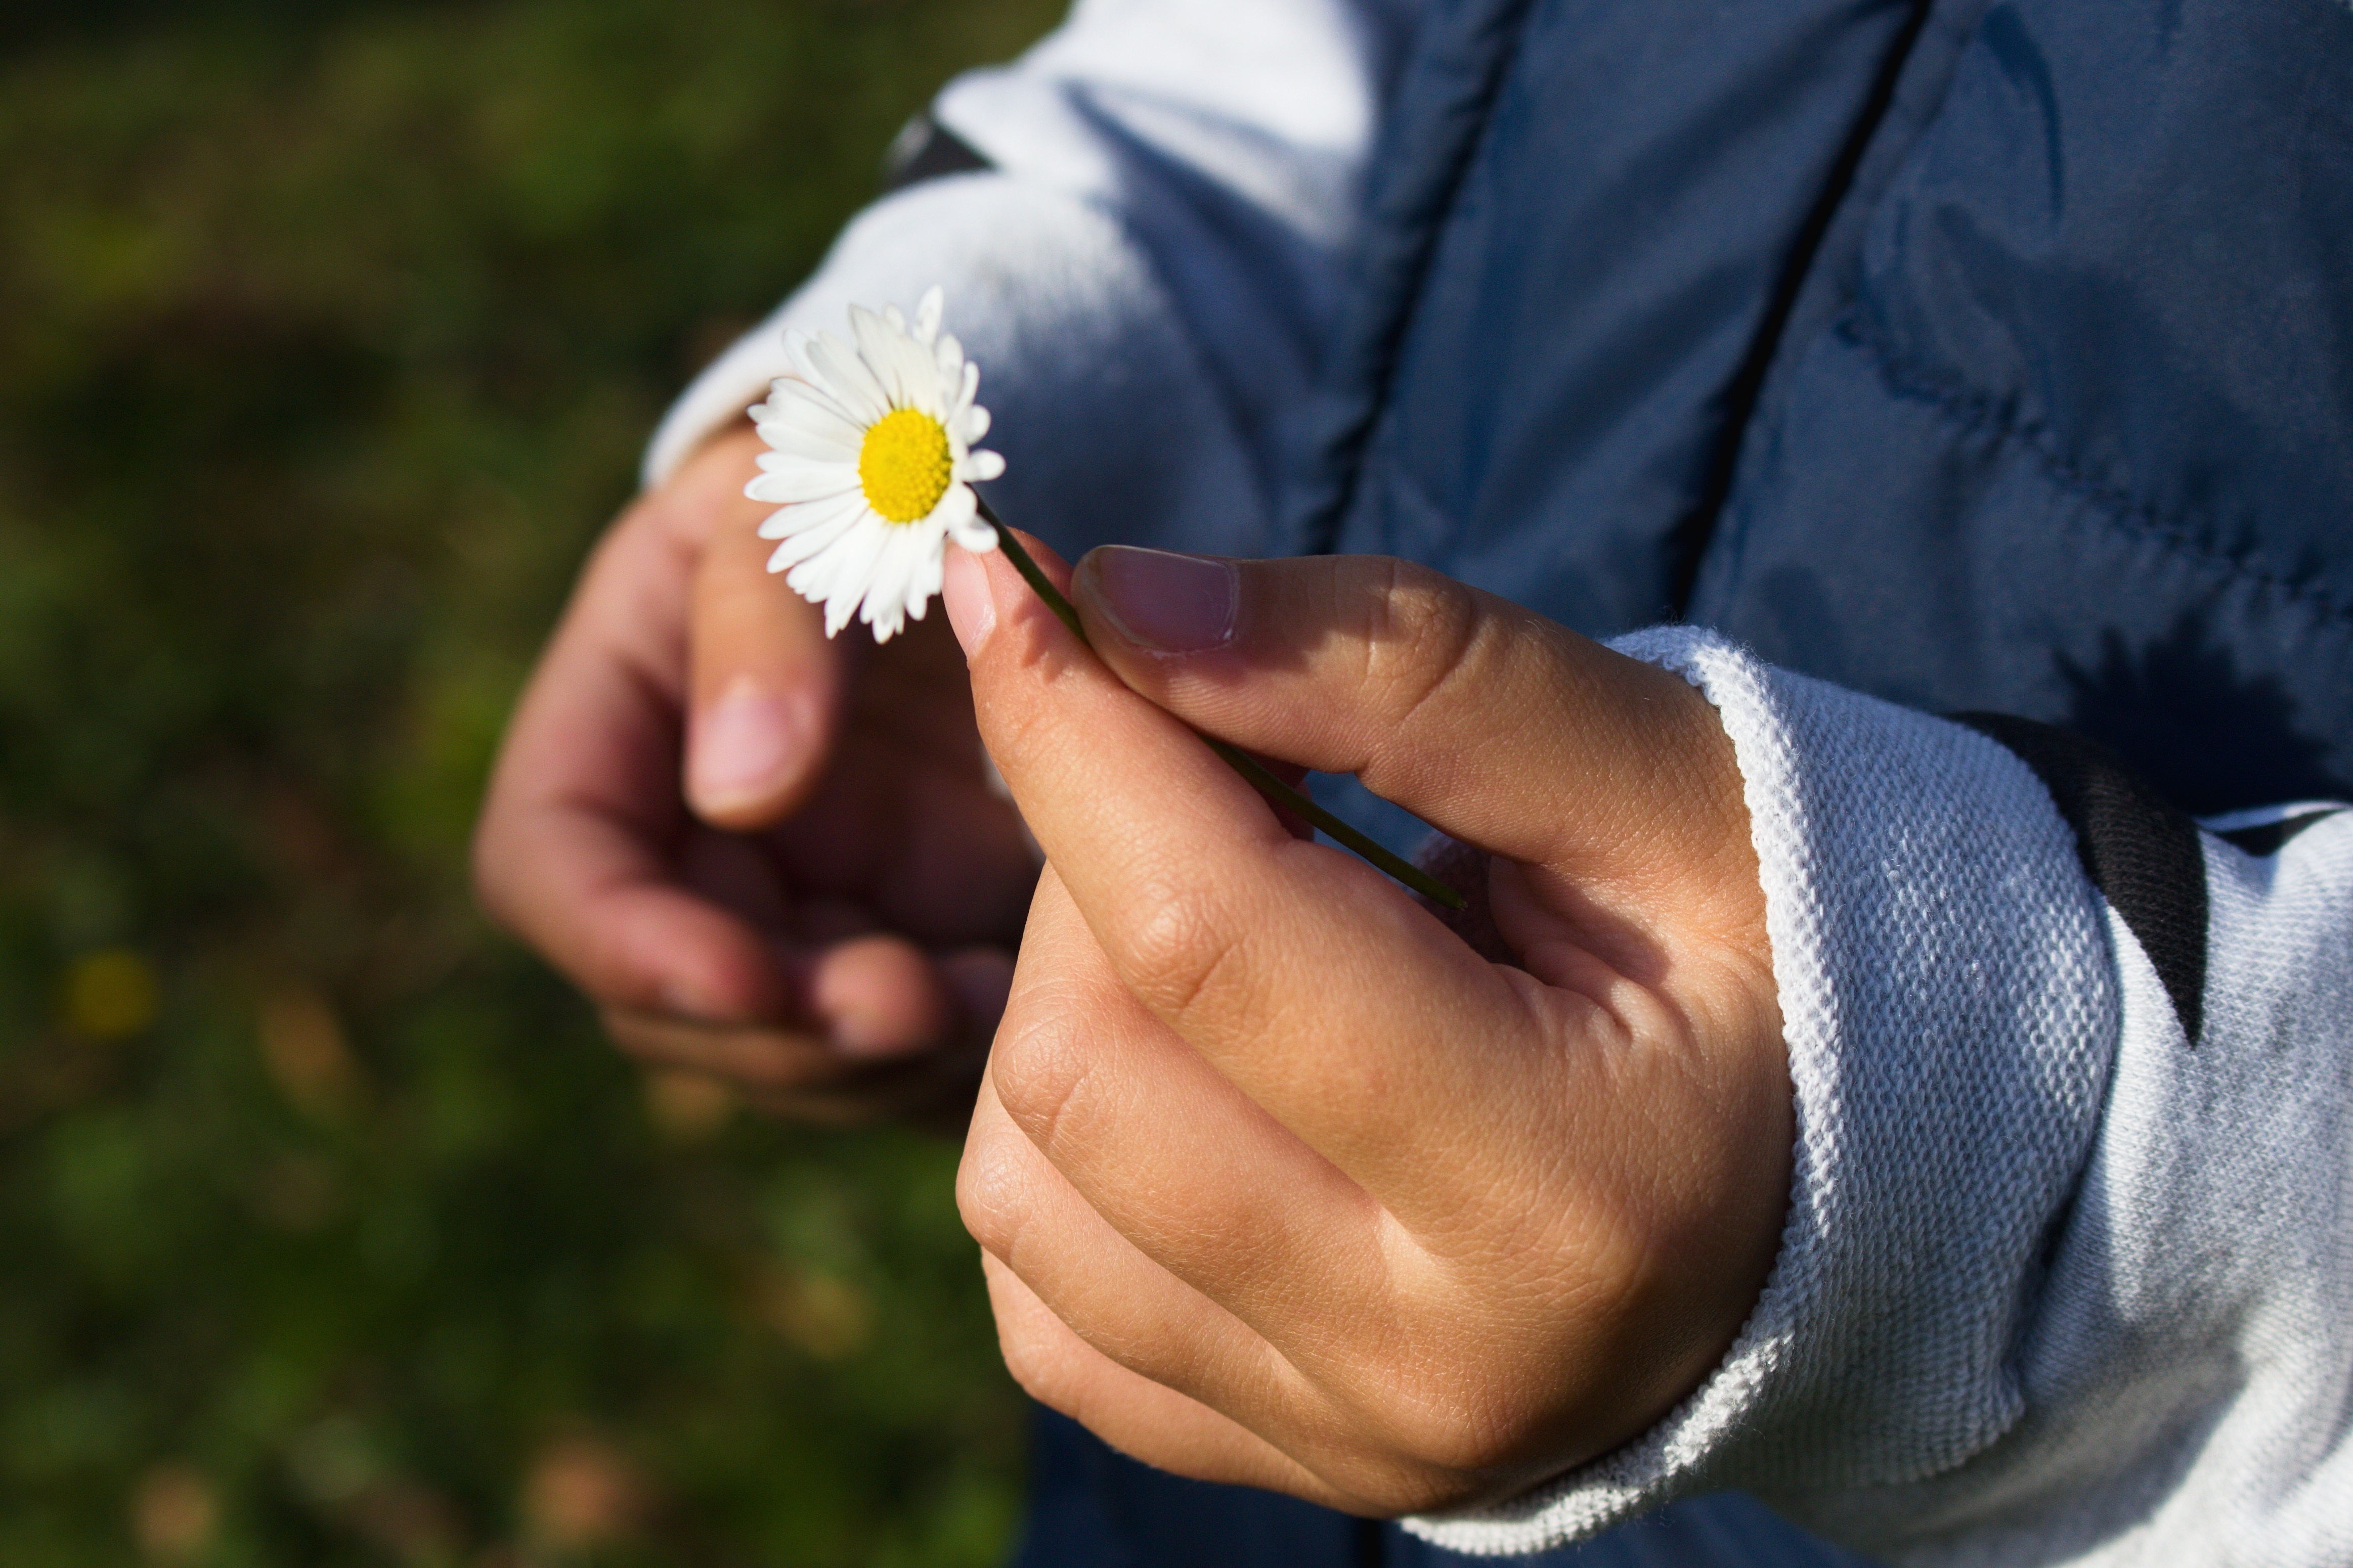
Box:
[1289,0,1543,556]
[1839,309,2353,630]
[1669,0,1938,614]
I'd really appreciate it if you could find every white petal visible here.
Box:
[884,327,943,419]
[860,529,920,640]
[755,447,850,476]
[764,500,868,566]
[785,332,835,400]
[888,523,948,637]
[782,332,837,400]
[747,465,859,505]
[959,448,1007,482]
[883,304,906,334]
[787,500,872,554]
[931,480,978,536]
[800,515,891,636]
[755,447,851,477]
[770,532,847,583]
[806,331,890,423]
[954,404,990,444]
[958,359,980,412]
[904,522,948,614]
[760,372,855,428]
[947,511,1000,552]
[759,378,866,444]
[758,488,864,542]
[913,285,944,346]
[822,571,869,636]
[883,521,933,611]
[789,537,863,619]
[787,535,854,614]
[849,307,910,409]
[892,570,937,636]
[767,511,864,574]
[934,333,963,384]
[757,419,862,463]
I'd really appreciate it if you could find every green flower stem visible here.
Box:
[976,500,1464,911]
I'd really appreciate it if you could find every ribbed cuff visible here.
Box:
[1407,628,2117,1555]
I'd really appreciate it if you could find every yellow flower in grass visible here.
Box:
[746,286,1005,641]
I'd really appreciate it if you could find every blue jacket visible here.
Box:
[1296,0,2353,821]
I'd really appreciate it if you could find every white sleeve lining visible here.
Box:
[1413,628,2353,1568]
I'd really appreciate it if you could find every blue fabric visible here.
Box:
[1012,1407,1879,1567]
[1311,0,2353,813]
[1694,0,2353,813]
[1018,0,2352,1557]
[1013,1405,1372,1568]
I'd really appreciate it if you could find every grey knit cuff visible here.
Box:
[1407,626,2118,1555]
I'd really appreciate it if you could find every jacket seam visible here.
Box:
[1292,0,1544,557]
[1667,0,1939,616]
[1839,309,2353,630]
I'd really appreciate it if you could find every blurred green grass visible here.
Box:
[0,1,1064,1561]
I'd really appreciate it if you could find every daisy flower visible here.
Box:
[745,285,1005,641]
[735,288,1463,910]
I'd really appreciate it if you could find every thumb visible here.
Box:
[683,427,849,830]
[1069,548,1758,929]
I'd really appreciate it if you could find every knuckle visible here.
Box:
[972,674,1055,776]
[1332,1459,1479,1520]
[1371,1469,1491,1519]
[954,1115,1037,1261]
[1361,563,1488,736]
[1404,1414,1524,1482]
[1115,881,1244,1025]
[1354,1367,1529,1482]
[993,1317,1080,1414]
[986,1002,1094,1150]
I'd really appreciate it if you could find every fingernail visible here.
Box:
[690,677,805,810]
[1085,546,1236,653]
[944,544,996,657]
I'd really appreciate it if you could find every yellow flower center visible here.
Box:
[857,408,953,524]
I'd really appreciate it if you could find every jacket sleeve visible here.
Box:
[1411,625,2353,1567]
[643,0,1423,561]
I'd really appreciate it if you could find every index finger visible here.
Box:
[943,542,1583,1227]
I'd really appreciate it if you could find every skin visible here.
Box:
[474,434,1793,1513]
[941,539,1791,1515]
[472,426,1036,1126]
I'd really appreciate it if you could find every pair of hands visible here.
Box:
[474,427,1792,1515]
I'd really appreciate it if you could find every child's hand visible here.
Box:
[472,427,1036,1125]
[942,543,1791,1513]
